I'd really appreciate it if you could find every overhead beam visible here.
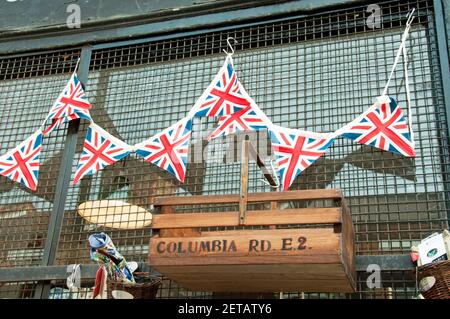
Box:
[0,255,415,283]
[0,0,366,55]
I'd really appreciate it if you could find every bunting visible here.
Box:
[135,118,192,183]
[73,123,133,185]
[190,55,251,118]
[207,96,273,140]
[269,126,335,191]
[336,96,415,157]
[0,18,417,191]
[0,130,43,191]
[43,72,93,135]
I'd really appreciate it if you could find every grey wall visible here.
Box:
[0,0,279,33]
[0,0,362,54]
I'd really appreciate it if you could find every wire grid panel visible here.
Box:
[0,50,81,268]
[0,0,440,298]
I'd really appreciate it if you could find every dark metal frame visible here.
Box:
[0,256,415,285]
[33,46,93,299]
[433,0,450,225]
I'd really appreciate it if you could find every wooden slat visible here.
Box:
[150,254,342,266]
[159,206,200,238]
[154,189,343,206]
[340,200,356,290]
[149,228,340,264]
[151,264,353,292]
[156,264,346,276]
[151,208,342,229]
[239,140,249,225]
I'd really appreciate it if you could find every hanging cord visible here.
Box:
[382,8,415,96]
[39,57,83,132]
[223,37,238,56]
[74,57,81,74]
[403,43,414,146]
[381,8,415,144]
[260,159,280,189]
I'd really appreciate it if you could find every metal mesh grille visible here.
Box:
[0,0,448,298]
[0,50,81,268]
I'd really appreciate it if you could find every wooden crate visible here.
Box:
[148,189,356,293]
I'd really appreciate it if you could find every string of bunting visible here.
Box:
[0,10,416,192]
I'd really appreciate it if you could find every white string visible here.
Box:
[382,8,415,97]
[74,57,81,74]
[403,43,414,146]
[39,117,49,131]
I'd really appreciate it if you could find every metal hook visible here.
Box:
[260,159,280,189]
[223,37,238,56]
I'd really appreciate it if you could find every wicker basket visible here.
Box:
[107,272,161,299]
[417,260,450,299]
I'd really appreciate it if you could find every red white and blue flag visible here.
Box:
[43,72,92,135]
[0,130,43,191]
[207,101,272,140]
[337,96,415,157]
[269,125,335,191]
[135,118,192,183]
[73,123,132,185]
[190,56,251,118]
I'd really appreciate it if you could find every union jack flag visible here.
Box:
[208,103,272,140]
[338,96,415,157]
[269,126,335,191]
[192,56,251,118]
[73,123,132,185]
[135,118,192,183]
[0,130,43,191]
[43,72,92,135]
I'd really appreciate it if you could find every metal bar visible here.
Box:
[355,255,415,271]
[0,263,155,284]
[239,140,250,225]
[34,45,92,299]
[433,0,450,228]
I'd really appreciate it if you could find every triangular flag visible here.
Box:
[207,89,273,140]
[269,125,335,191]
[135,117,192,183]
[189,56,251,118]
[73,123,132,185]
[0,130,43,191]
[336,96,415,157]
[43,72,93,135]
